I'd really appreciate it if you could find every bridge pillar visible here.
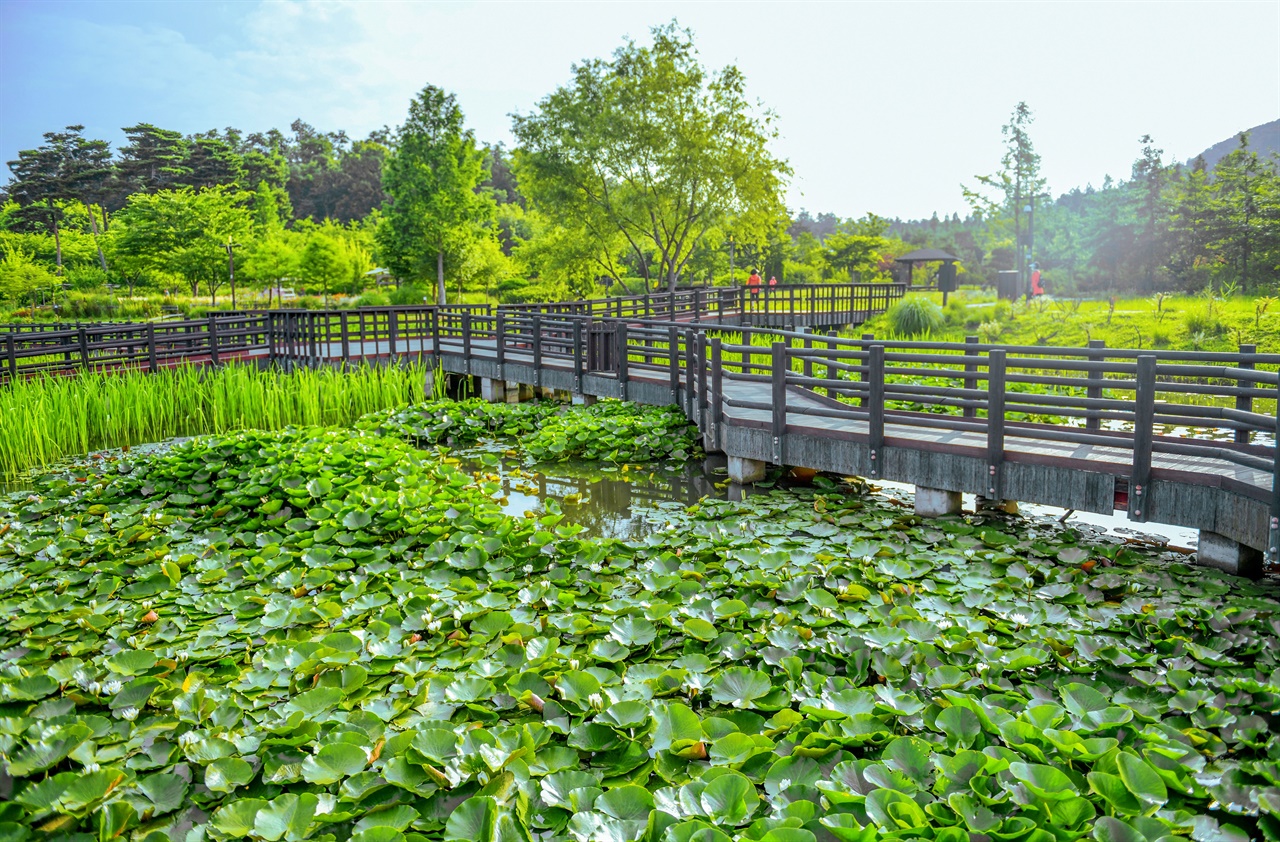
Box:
[727,455,767,484]
[1196,531,1263,578]
[572,394,597,406]
[480,377,506,403]
[915,487,962,518]
[976,496,1019,514]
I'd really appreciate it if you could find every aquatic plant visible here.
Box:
[1,419,1277,840]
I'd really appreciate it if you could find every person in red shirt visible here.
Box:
[747,270,762,298]
[768,276,778,287]
[1031,269,1044,296]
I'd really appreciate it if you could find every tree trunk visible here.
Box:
[48,202,63,276]
[436,250,446,305]
[84,202,108,272]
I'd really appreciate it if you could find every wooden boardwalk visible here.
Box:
[2,283,1276,572]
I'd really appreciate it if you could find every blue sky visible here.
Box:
[2,0,1277,219]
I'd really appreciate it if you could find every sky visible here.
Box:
[1,0,1277,220]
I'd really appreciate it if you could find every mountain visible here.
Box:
[1189,118,1280,168]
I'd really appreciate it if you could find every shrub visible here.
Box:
[886,296,946,336]
[781,262,820,285]
[1183,310,1224,336]
[355,291,391,308]
[389,284,430,306]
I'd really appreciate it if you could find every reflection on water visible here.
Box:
[451,443,725,540]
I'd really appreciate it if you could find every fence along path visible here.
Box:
[0,284,902,382]
[1,282,1276,573]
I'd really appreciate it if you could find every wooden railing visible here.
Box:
[0,284,903,382]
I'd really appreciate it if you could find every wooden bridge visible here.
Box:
[2,281,1277,576]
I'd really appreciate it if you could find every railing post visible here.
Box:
[430,308,440,366]
[308,312,318,366]
[267,314,277,365]
[1086,339,1106,431]
[5,334,16,381]
[462,312,472,375]
[698,333,709,433]
[573,318,584,394]
[685,327,697,420]
[711,337,724,450]
[496,311,506,379]
[858,333,874,407]
[802,328,813,379]
[693,288,703,321]
[616,321,629,400]
[668,325,680,403]
[529,310,540,386]
[771,341,786,465]
[78,327,90,371]
[868,345,885,479]
[826,330,840,399]
[340,311,351,367]
[1236,343,1256,445]
[146,323,158,372]
[1270,381,1279,566]
[986,349,1006,501]
[963,336,979,418]
[388,309,398,359]
[1130,354,1157,522]
[644,290,651,319]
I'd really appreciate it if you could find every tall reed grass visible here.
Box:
[0,362,429,479]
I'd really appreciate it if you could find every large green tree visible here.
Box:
[511,22,790,293]
[378,87,492,304]
[113,187,252,302]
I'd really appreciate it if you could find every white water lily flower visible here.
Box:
[964,549,976,559]
[587,693,603,709]
[1010,612,1031,625]
[103,680,122,695]
[179,731,200,746]
[176,651,189,662]
[119,706,140,721]
[84,762,100,772]
[522,564,533,574]
[88,681,102,695]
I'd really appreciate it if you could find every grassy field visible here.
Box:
[859,289,1280,353]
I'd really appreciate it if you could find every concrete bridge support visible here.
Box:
[915,487,962,518]
[1197,530,1263,578]
[480,377,506,403]
[572,394,597,406]
[727,455,767,484]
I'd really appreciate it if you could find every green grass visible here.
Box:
[857,289,1280,352]
[0,361,428,480]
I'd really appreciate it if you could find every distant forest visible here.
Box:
[2,27,1277,313]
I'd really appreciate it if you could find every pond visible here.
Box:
[4,401,1280,841]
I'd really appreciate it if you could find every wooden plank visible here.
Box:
[668,325,679,403]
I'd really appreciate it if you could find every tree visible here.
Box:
[113,187,251,302]
[964,102,1047,284]
[1211,132,1280,291]
[0,244,57,305]
[823,215,892,281]
[1129,135,1170,291]
[378,86,492,304]
[6,126,115,275]
[511,22,790,292]
[116,124,190,197]
[299,234,347,304]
